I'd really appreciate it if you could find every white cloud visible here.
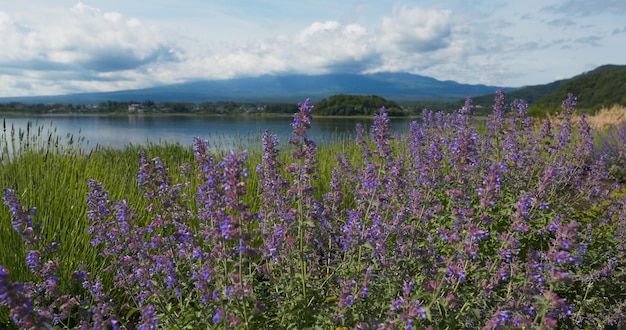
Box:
[0,3,181,95]
[0,3,505,95]
[0,3,476,95]
[379,6,453,53]
[551,0,626,15]
[1,1,624,96]
[165,19,378,81]
[291,21,377,73]
[362,6,478,79]
[175,6,457,81]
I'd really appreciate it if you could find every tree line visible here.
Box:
[313,94,407,116]
[0,100,298,115]
[0,94,415,116]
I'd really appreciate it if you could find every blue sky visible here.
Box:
[0,0,625,97]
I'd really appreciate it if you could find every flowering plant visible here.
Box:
[2,93,625,329]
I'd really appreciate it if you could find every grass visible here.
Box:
[0,119,354,284]
[585,105,626,129]
[545,104,626,129]
[1,94,625,328]
[0,117,367,328]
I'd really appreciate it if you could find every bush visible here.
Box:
[594,122,626,183]
[1,93,625,329]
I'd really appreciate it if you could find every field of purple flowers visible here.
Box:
[1,90,626,329]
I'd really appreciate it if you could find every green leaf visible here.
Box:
[125,307,139,321]
[425,307,433,321]
[471,308,481,320]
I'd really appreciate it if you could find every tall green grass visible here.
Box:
[0,121,358,289]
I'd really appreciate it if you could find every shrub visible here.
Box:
[1,93,625,329]
[594,122,626,183]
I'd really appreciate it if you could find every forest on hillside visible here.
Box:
[312,94,407,116]
[0,95,410,116]
[530,67,626,112]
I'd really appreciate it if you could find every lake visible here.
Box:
[1,113,415,152]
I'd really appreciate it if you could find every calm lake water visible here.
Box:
[1,113,415,152]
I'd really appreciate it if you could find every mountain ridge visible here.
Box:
[0,72,511,104]
[529,64,626,112]
[461,64,626,115]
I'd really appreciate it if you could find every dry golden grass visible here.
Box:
[585,105,626,129]
[545,104,626,130]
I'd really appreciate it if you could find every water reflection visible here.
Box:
[1,114,414,151]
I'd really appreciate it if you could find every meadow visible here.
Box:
[1,90,625,329]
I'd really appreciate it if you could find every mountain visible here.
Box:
[464,64,626,115]
[466,78,567,110]
[0,72,510,104]
[529,64,626,113]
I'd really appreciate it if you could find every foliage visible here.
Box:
[529,65,626,115]
[595,122,626,183]
[1,92,626,329]
[466,85,565,117]
[0,100,293,115]
[313,94,407,117]
[461,65,626,118]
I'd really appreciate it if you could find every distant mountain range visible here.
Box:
[0,72,511,104]
[3,65,624,112]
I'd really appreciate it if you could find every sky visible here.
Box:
[0,0,625,97]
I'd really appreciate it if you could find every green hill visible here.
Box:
[454,64,626,117]
[312,94,406,116]
[529,65,626,115]
[469,80,567,113]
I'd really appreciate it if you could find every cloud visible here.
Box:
[171,19,380,81]
[611,27,626,35]
[551,0,626,15]
[379,6,453,53]
[0,3,181,95]
[573,35,603,47]
[358,5,497,81]
[76,45,177,72]
[4,2,618,97]
[59,3,180,71]
[1,3,499,95]
[3,3,499,96]
[292,21,379,73]
[547,18,577,28]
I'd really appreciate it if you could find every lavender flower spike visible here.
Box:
[0,266,51,329]
[291,98,314,141]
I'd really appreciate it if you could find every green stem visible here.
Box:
[298,190,307,304]
[238,215,249,330]
[354,163,384,296]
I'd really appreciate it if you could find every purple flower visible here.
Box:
[372,106,392,160]
[488,88,506,133]
[0,265,50,328]
[561,92,577,116]
[459,96,473,116]
[138,304,159,330]
[339,295,355,309]
[212,309,223,324]
[25,250,42,274]
[292,98,313,136]
[484,309,511,329]
[3,188,41,246]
